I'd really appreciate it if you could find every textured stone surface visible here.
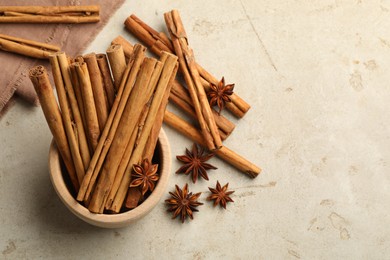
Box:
[1,0,390,258]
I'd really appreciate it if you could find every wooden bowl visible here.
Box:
[48,129,171,228]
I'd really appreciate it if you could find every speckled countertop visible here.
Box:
[1,0,390,259]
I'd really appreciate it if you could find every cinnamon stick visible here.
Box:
[0,6,100,23]
[83,53,109,131]
[77,44,146,202]
[29,66,79,191]
[110,52,178,213]
[124,14,251,118]
[106,44,127,91]
[163,110,261,178]
[111,36,137,60]
[56,52,90,170]
[88,57,160,213]
[0,33,60,59]
[110,36,236,138]
[169,80,234,139]
[49,54,85,185]
[69,63,87,137]
[74,62,100,151]
[96,53,116,108]
[164,10,222,151]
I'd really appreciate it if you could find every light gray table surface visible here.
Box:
[1,1,390,259]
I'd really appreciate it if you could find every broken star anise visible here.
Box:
[207,77,235,115]
[130,158,159,195]
[165,183,203,223]
[176,143,217,183]
[207,181,234,209]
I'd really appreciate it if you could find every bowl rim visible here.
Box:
[49,128,171,228]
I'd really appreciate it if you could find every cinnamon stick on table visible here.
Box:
[164,110,261,178]
[111,36,235,139]
[0,33,60,59]
[164,10,222,151]
[0,6,100,23]
[124,14,251,118]
[29,66,79,191]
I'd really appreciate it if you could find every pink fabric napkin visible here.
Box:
[0,0,125,114]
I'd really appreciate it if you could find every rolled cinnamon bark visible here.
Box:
[29,66,79,190]
[83,53,109,131]
[163,110,261,178]
[96,53,116,108]
[0,33,60,59]
[106,44,127,91]
[74,62,100,151]
[165,10,222,151]
[0,6,100,23]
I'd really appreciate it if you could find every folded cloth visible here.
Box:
[0,0,125,114]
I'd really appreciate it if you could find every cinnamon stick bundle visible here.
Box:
[164,110,261,178]
[55,52,91,171]
[124,14,251,118]
[164,10,222,151]
[0,6,100,23]
[77,44,147,202]
[49,54,85,185]
[125,57,179,209]
[110,52,178,213]
[29,66,79,191]
[0,33,60,59]
[88,57,160,213]
[111,36,236,138]
[105,60,164,210]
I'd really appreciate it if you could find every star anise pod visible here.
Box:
[207,181,234,209]
[207,77,235,115]
[176,143,217,183]
[165,183,203,223]
[130,158,159,195]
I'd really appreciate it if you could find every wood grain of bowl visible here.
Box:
[49,129,171,228]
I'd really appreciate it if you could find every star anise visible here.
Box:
[207,181,234,209]
[176,143,217,183]
[130,158,159,195]
[165,183,203,223]
[207,77,235,115]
